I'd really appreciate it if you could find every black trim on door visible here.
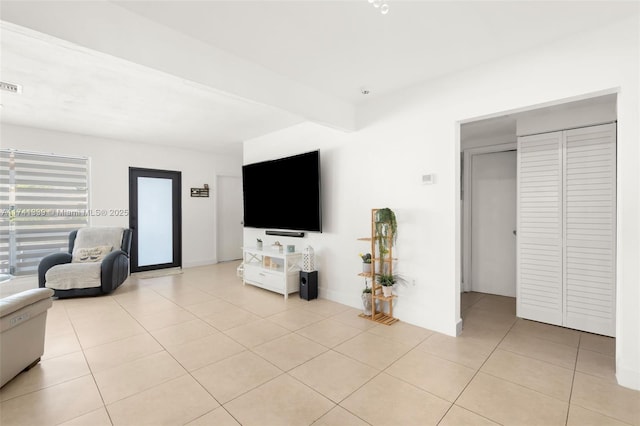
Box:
[129,167,182,272]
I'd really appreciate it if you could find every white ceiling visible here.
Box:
[0,1,636,153]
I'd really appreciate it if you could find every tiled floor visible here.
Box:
[1,262,639,425]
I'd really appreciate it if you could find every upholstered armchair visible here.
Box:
[38,227,132,298]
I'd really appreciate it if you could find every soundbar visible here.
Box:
[265,230,305,238]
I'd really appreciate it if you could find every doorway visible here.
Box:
[217,175,243,262]
[129,167,182,272]
[470,150,517,297]
[462,142,517,296]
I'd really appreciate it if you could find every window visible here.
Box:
[0,150,89,276]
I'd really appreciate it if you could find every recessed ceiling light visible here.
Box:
[367,0,389,14]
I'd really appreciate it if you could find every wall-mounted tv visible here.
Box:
[242,150,322,233]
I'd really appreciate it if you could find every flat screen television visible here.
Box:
[242,150,322,232]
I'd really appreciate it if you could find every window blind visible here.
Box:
[0,150,89,276]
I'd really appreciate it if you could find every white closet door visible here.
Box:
[564,123,616,336]
[517,132,564,326]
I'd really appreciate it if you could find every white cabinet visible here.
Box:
[517,123,616,336]
[242,248,302,299]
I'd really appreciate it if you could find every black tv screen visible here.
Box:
[242,150,322,232]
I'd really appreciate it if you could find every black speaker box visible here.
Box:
[300,271,318,301]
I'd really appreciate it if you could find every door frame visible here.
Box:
[129,167,182,272]
[216,174,243,262]
[462,142,516,292]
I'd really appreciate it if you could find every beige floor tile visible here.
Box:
[107,375,219,426]
[312,406,370,426]
[267,308,325,331]
[334,332,412,370]
[341,373,450,426]
[4,265,628,426]
[581,332,616,356]
[252,333,328,371]
[224,374,334,426]
[45,313,76,337]
[132,307,197,331]
[571,372,640,425]
[296,318,363,348]
[43,331,82,360]
[499,332,578,369]
[238,297,290,318]
[186,407,240,426]
[386,349,476,402]
[281,295,314,310]
[438,405,499,426]
[73,313,147,349]
[366,321,433,346]
[460,291,486,311]
[416,332,494,369]
[457,372,568,426]
[83,333,163,373]
[462,308,517,331]
[298,298,351,317]
[64,297,125,321]
[156,287,216,306]
[0,376,103,426]
[201,307,261,331]
[576,348,617,383]
[116,298,180,317]
[0,351,90,402]
[185,298,238,317]
[481,349,574,401]
[567,404,632,426]
[165,332,245,371]
[289,350,378,403]
[112,287,160,305]
[59,407,112,426]
[192,350,282,404]
[93,351,186,404]
[329,308,378,331]
[511,318,581,347]
[224,319,290,347]
[150,318,217,347]
[469,293,515,312]
[458,321,511,347]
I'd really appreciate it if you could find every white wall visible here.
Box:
[517,97,617,136]
[244,15,640,390]
[1,123,242,267]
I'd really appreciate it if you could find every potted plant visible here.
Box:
[359,253,372,274]
[361,283,373,316]
[376,273,395,297]
[375,208,397,273]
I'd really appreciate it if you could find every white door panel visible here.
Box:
[471,150,517,297]
[217,176,243,262]
[516,123,616,336]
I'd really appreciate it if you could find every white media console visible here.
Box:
[242,247,302,299]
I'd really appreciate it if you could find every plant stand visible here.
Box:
[357,208,399,325]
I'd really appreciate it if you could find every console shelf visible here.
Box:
[242,247,302,299]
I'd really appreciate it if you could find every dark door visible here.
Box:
[129,167,181,272]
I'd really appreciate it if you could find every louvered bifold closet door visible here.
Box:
[517,132,564,326]
[563,123,616,337]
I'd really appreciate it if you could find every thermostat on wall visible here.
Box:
[422,174,436,185]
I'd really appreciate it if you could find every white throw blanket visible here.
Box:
[44,227,124,290]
